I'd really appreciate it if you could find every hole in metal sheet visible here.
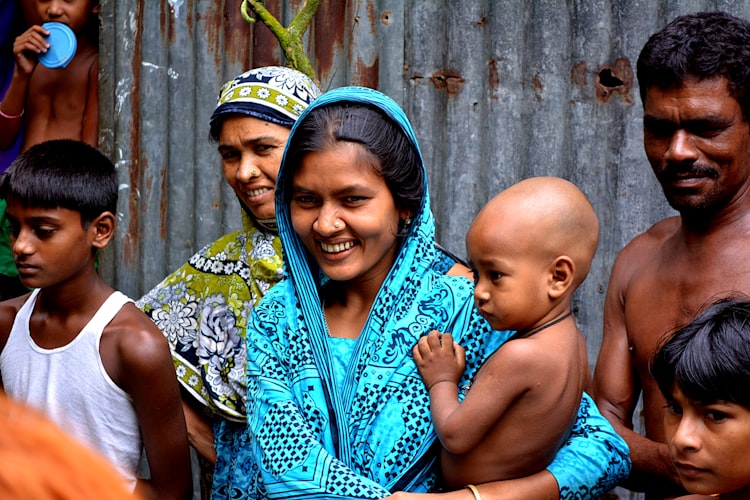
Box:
[598,68,623,88]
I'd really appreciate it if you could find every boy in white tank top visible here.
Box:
[0,139,192,499]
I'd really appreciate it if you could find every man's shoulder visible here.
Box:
[623,216,679,250]
[611,217,678,269]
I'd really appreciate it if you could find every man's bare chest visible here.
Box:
[624,262,750,367]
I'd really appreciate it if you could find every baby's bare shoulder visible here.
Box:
[485,327,583,377]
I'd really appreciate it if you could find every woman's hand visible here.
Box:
[384,471,560,500]
[181,399,216,464]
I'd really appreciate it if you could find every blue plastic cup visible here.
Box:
[38,22,77,69]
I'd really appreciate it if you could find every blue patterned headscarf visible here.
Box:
[209,66,320,139]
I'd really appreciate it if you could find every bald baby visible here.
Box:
[468,175,600,296]
[414,176,598,489]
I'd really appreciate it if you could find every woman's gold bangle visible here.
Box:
[466,484,482,500]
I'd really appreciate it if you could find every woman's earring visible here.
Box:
[400,217,413,233]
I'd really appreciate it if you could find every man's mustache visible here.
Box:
[657,162,720,180]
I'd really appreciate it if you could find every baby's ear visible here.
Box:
[547,256,575,299]
[90,212,115,249]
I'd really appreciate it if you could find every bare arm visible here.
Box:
[387,470,560,500]
[0,26,47,150]
[413,331,473,453]
[181,392,216,464]
[414,331,531,454]
[593,249,680,493]
[81,57,99,147]
[120,314,192,500]
[0,297,25,390]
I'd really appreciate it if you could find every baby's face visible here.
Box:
[664,383,750,497]
[466,222,551,333]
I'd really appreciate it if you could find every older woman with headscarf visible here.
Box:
[137,66,321,498]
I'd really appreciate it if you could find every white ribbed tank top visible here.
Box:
[0,289,141,491]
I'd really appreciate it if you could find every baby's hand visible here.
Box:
[13,25,50,75]
[412,330,466,389]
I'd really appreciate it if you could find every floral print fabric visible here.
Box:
[137,211,283,421]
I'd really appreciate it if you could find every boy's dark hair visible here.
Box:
[283,103,424,231]
[637,11,750,122]
[650,296,750,408]
[0,139,117,227]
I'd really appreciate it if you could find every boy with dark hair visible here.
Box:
[651,297,750,499]
[0,139,192,500]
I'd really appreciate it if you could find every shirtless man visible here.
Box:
[0,0,99,151]
[593,11,750,499]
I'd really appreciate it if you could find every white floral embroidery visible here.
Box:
[151,298,198,347]
[197,297,245,400]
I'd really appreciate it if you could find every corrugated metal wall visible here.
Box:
[99,2,750,496]
[100,0,750,356]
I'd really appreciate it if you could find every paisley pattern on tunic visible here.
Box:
[241,87,631,498]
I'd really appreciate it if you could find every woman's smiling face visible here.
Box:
[218,115,290,221]
[290,141,406,289]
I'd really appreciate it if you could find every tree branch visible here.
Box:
[240,0,322,81]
